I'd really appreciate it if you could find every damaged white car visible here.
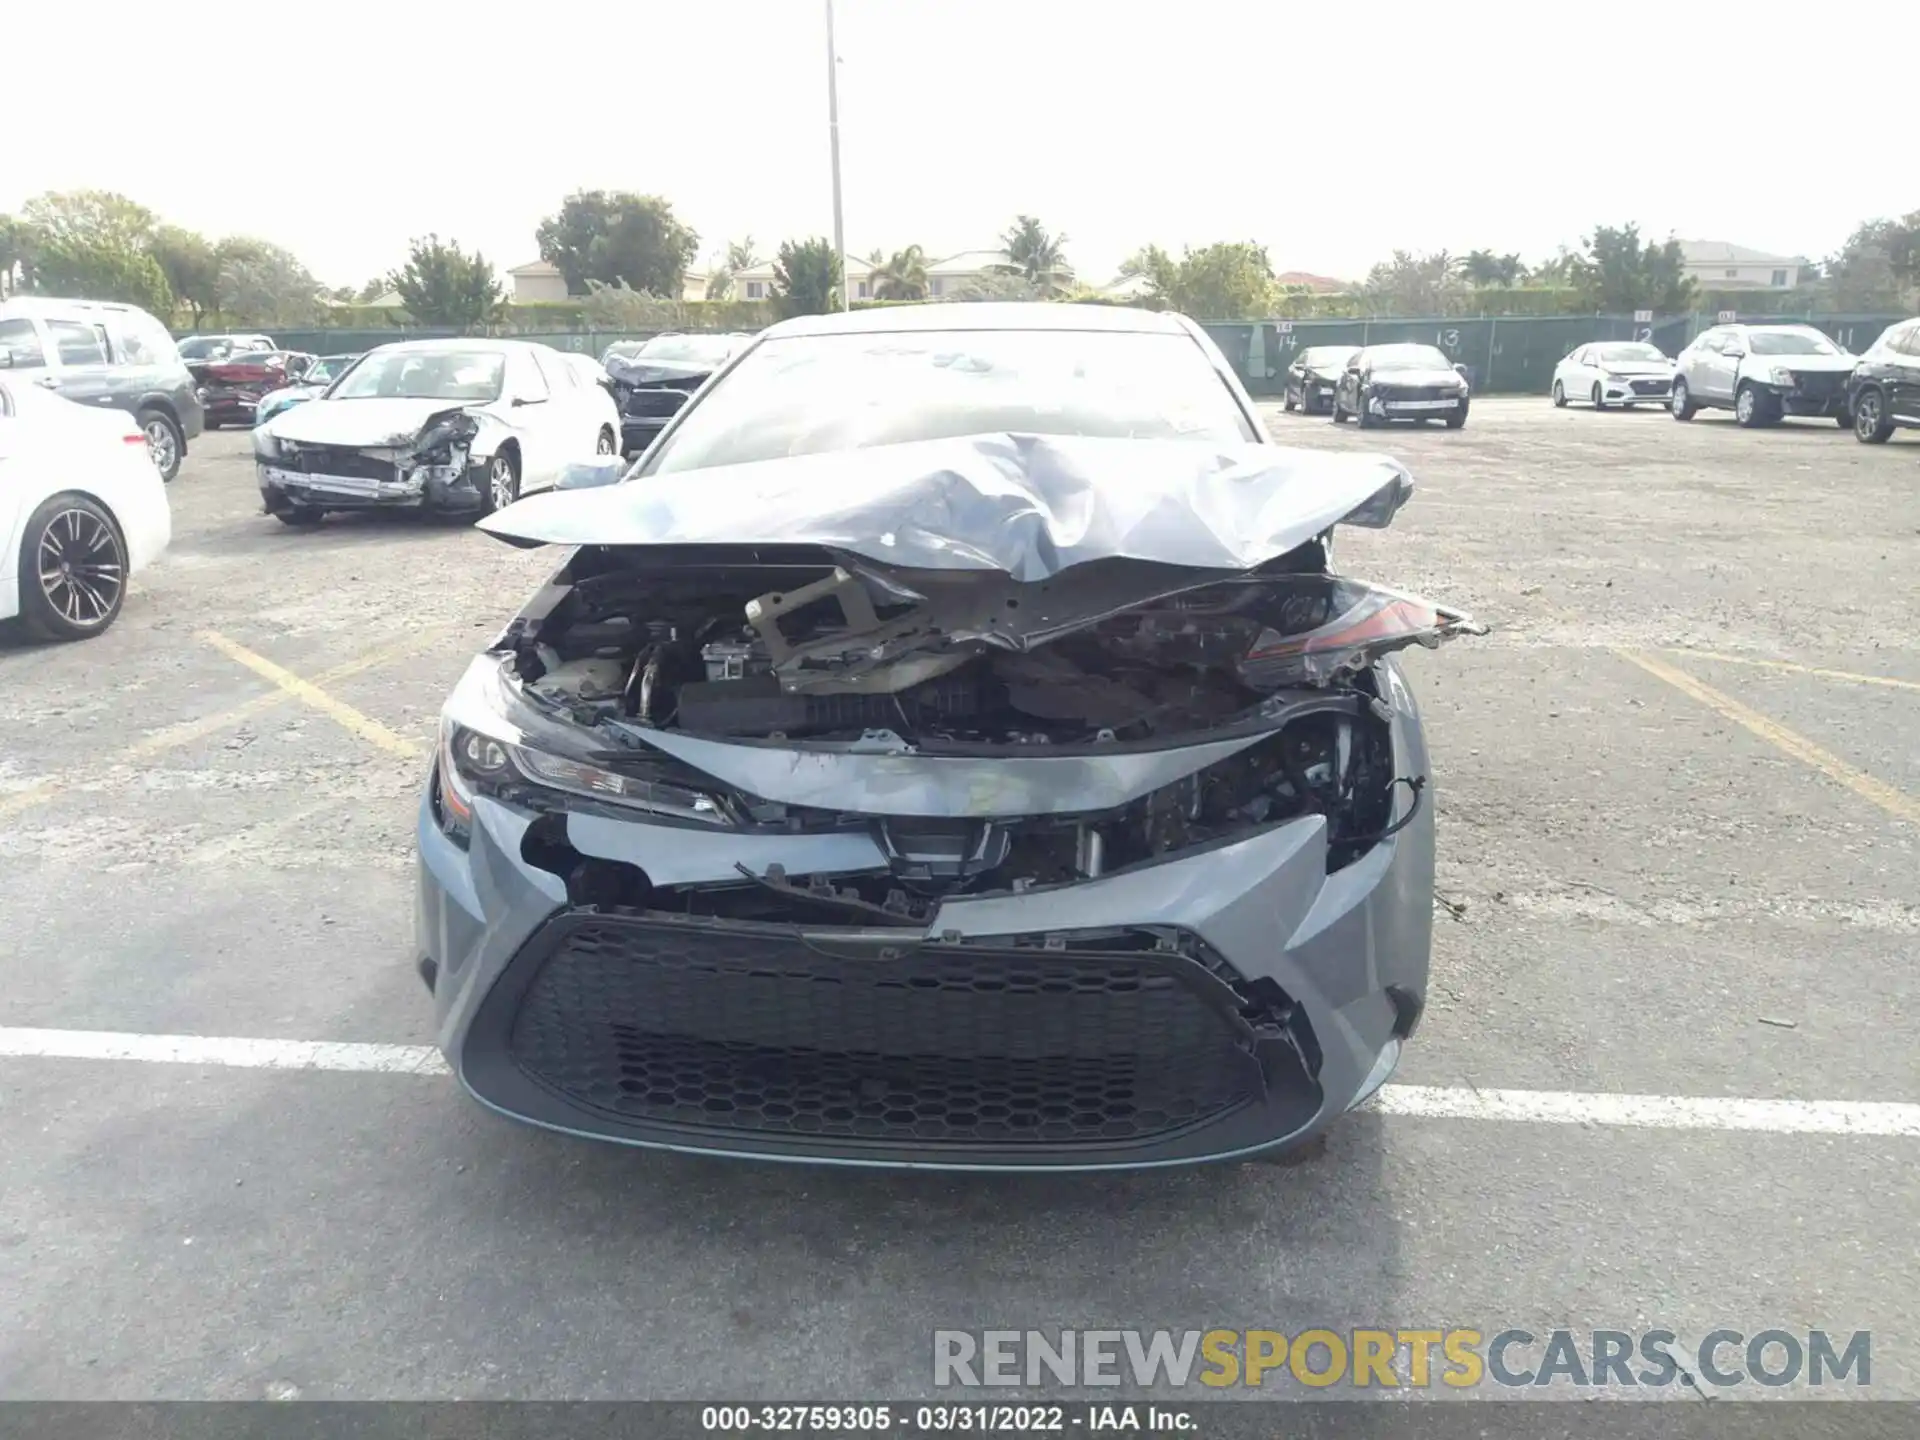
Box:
[253,339,619,527]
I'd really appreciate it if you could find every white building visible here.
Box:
[1679,241,1811,291]
[506,259,569,303]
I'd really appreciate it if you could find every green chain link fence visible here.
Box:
[190,312,1909,398]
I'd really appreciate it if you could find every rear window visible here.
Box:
[643,328,1258,474]
[0,317,47,369]
[113,312,181,367]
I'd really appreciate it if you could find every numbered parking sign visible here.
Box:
[1718,310,1737,323]
[1633,310,1653,323]
[1275,321,1293,334]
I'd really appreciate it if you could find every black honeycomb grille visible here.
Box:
[624,389,691,418]
[505,916,1260,1147]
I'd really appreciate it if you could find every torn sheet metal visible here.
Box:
[479,431,1415,580]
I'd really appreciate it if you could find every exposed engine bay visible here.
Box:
[504,543,1476,749]
[478,542,1479,914]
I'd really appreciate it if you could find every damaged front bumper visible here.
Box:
[413,657,1433,1171]
[257,459,486,514]
[256,411,490,515]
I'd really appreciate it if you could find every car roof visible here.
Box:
[762,302,1194,340]
[0,296,148,317]
[362,337,540,355]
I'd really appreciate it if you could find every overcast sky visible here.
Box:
[8,1,1914,289]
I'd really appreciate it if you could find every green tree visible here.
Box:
[1138,241,1274,319]
[1361,250,1461,314]
[1823,214,1920,310]
[0,214,42,296]
[535,190,699,297]
[995,215,1073,295]
[18,190,172,313]
[874,245,929,301]
[702,236,763,301]
[389,235,502,327]
[151,225,220,326]
[773,237,842,317]
[355,277,388,303]
[1461,249,1527,287]
[213,237,323,326]
[1570,224,1695,314]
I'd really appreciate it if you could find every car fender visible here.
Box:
[466,409,515,461]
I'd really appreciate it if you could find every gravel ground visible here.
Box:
[0,400,1915,1402]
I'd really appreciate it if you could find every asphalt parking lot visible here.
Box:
[1,399,1915,1403]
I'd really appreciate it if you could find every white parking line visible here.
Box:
[2,1026,1916,1138]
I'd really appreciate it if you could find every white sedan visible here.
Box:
[252,338,621,526]
[1551,341,1677,410]
[0,374,171,641]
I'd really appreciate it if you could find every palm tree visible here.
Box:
[996,215,1072,296]
[874,245,929,301]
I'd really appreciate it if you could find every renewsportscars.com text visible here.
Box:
[932,1328,1871,1390]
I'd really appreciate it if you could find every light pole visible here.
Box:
[825,0,850,312]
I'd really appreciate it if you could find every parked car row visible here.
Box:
[1285,343,1474,429]
[1549,319,1920,444]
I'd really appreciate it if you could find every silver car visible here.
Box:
[413,304,1481,1170]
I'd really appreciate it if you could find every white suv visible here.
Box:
[1669,324,1855,428]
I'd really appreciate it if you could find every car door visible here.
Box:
[41,317,121,412]
[1693,330,1739,401]
[1565,346,1594,394]
[1887,322,1920,423]
[501,348,560,491]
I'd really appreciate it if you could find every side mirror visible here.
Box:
[1723,346,1746,359]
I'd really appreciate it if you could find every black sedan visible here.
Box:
[604,332,755,456]
[1331,344,1471,429]
[1846,316,1920,444]
[1283,345,1359,416]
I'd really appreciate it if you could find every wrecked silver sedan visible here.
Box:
[414,304,1480,1169]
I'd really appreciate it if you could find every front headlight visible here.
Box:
[253,428,283,460]
[1768,366,1796,385]
[436,654,735,831]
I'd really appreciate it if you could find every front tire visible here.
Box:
[596,427,617,455]
[1735,383,1774,428]
[1444,404,1468,430]
[1670,378,1697,421]
[1591,382,1608,411]
[18,493,127,642]
[1330,396,1348,424]
[137,409,183,483]
[1283,387,1297,413]
[477,450,520,517]
[1551,380,1567,407]
[1355,392,1378,428]
[1852,389,1895,443]
[274,506,324,527]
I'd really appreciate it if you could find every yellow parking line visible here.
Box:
[0,631,442,821]
[199,630,425,759]
[1662,648,1920,693]
[1615,648,1920,825]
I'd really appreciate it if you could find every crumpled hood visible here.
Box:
[1593,360,1674,376]
[479,432,1415,580]
[264,396,475,447]
[605,357,712,387]
[1754,352,1854,373]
